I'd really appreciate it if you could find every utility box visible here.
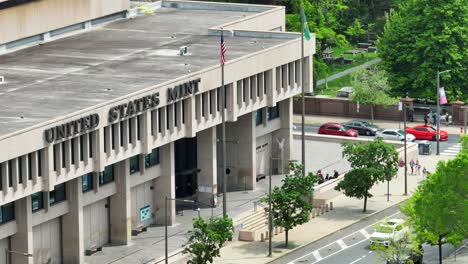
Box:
[418,141,432,155]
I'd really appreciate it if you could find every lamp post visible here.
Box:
[5,249,33,264]
[403,102,408,196]
[436,70,452,155]
[164,196,201,264]
[267,156,282,257]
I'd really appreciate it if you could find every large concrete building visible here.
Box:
[0,0,315,263]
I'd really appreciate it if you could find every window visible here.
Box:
[82,173,93,192]
[50,183,66,205]
[120,121,124,146]
[267,104,280,120]
[71,139,75,164]
[137,116,141,140]
[255,109,263,126]
[166,106,170,129]
[0,202,14,224]
[151,111,155,135]
[31,192,44,212]
[112,124,116,149]
[130,155,140,174]
[38,150,42,177]
[8,160,13,187]
[80,135,84,161]
[104,127,109,153]
[174,103,178,127]
[158,109,162,133]
[217,88,220,111]
[61,142,66,168]
[242,79,246,102]
[129,118,134,144]
[99,165,114,186]
[89,132,93,158]
[182,101,186,124]
[145,148,160,168]
[327,126,339,131]
[18,158,23,184]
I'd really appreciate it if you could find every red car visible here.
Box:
[405,125,448,141]
[318,122,358,137]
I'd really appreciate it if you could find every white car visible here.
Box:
[370,219,409,246]
[376,129,416,142]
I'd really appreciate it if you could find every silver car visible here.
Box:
[376,129,416,142]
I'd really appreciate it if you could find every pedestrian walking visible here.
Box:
[333,170,339,179]
[424,113,429,126]
[415,160,421,175]
[422,167,428,178]
[409,159,415,175]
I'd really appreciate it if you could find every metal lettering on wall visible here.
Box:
[108,92,161,123]
[44,113,100,144]
[167,78,201,102]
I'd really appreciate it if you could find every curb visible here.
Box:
[265,199,409,264]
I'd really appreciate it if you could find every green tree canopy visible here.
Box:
[183,216,233,264]
[401,152,468,264]
[261,162,318,247]
[350,67,399,122]
[378,0,468,101]
[335,137,399,212]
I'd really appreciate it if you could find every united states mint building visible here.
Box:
[0,0,315,263]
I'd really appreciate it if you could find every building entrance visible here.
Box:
[174,137,198,198]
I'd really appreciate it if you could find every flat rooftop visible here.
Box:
[0,5,293,137]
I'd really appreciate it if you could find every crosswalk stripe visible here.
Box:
[312,250,322,261]
[444,150,461,153]
[360,229,370,239]
[337,239,348,249]
[441,153,458,156]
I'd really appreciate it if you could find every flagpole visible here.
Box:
[221,28,228,217]
[301,4,306,177]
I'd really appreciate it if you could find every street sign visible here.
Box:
[140,205,151,222]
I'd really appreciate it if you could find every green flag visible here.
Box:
[300,7,311,41]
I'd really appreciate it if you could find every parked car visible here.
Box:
[342,120,379,136]
[405,125,448,141]
[376,129,416,142]
[318,122,358,137]
[370,219,409,247]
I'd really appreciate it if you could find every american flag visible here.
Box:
[221,32,227,65]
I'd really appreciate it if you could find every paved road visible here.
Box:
[270,203,460,264]
[293,123,461,155]
[316,58,382,86]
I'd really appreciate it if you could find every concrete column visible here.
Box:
[267,68,277,107]
[72,137,79,169]
[154,142,175,226]
[109,159,132,245]
[195,95,202,125]
[10,196,33,264]
[258,72,265,101]
[11,159,18,191]
[95,128,106,172]
[30,152,38,185]
[113,123,120,154]
[160,107,167,137]
[245,77,251,106]
[225,113,256,191]
[272,98,293,174]
[62,178,84,263]
[304,56,313,94]
[122,119,129,150]
[251,75,257,103]
[289,62,295,89]
[82,134,90,166]
[104,126,111,158]
[227,83,238,122]
[185,97,196,137]
[202,93,209,121]
[168,105,175,134]
[1,161,8,192]
[196,127,217,206]
[143,112,151,154]
[44,144,56,192]
[151,109,158,140]
[236,80,243,108]
[64,140,71,172]
[21,156,28,187]
[129,117,137,147]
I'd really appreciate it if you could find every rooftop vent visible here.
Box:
[179,46,188,56]
[0,76,4,84]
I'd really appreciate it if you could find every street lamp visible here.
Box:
[164,196,201,264]
[267,156,282,257]
[5,249,33,264]
[402,98,409,196]
[436,70,452,155]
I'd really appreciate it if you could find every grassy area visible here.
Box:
[315,74,354,97]
[322,45,380,77]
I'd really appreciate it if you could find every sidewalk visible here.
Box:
[174,153,450,264]
[293,114,463,135]
[316,58,382,86]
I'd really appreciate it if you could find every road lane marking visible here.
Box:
[288,211,400,264]
[360,229,370,239]
[349,256,363,264]
[337,239,348,249]
[312,251,322,261]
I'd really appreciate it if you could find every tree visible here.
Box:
[350,67,399,122]
[401,152,468,264]
[183,216,233,264]
[378,0,468,101]
[261,161,318,247]
[346,18,366,44]
[335,137,399,212]
[372,222,423,264]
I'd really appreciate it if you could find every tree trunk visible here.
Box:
[285,229,289,247]
[363,194,368,213]
[438,235,443,264]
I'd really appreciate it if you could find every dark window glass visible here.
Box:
[158,109,162,133]
[145,148,160,168]
[257,75,261,96]
[61,142,66,169]
[217,88,220,111]
[18,158,23,184]
[130,155,140,174]
[99,165,114,186]
[174,104,178,127]
[80,135,84,161]
[151,111,155,135]
[182,101,186,124]
[328,126,339,131]
[89,132,93,158]
[129,118,133,144]
[71,139,75,164]
[120,122,124,146]
[209,91,213,114]
[255,109,263,126]
[0,163,2,190]
[250,77,254,99]
[267,103,280,120]
[166,107,170,129]
[0,202,15,224]
[31,192,44,212]
[202,94,205,117]
[50,183,66,205]
[242,79,246,102]
[8,160,13,187]
[264,71,268,95]
[112,124,116,150]
[82,173,94,192]
[137,116,141,140]
[38,150,42,177]
[104,127,108,153]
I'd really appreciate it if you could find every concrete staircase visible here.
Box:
[235,206,269,241]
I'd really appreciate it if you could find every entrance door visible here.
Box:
[33,218,62,264]
[174,138,198,198]
[83,199,109,250]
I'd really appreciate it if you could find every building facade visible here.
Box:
[0,0,315,263]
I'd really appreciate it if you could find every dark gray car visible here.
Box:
[342,120,379,136]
